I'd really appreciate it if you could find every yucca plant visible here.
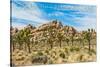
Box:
[84,29,92,51]
[23,28,31,53]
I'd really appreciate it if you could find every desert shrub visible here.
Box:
[48,60,53,64]
[52,51,56,55]
[90,49,96,54]
[16,56,25,61]
[75,47,80,51]
[62,59,68,62]
[88,51,92,55]
[87,49,96,56]
[70,47,74,52]
[52,55,56,58]
[45,50,49,54]
[79,54,84,61]
[59,52,65,59]
[31,55,48,64]
[37,51,43,56]
[70,47,80,52]
[64,48,68,54]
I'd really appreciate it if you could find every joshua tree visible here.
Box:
[57,30,64,47]
[13,27,32,53]
[74,33,84,47]
[68,27,76,46]
[27,24,36,30]
[16,29,26,50]
[10,27,19,50]
[47,27,56,49]
[11,34,17,51]
[65,36,70,46]
[84,29,91,51]
[23,28,31,53]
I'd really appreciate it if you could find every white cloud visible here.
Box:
[12,22,27,29]
[12,2,49,27]
[60,4,96,13]
[11,1,96,31]
[74,16,96,31]
[48,11,65,16]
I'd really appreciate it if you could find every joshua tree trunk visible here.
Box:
[71,36,74,46]
[50,44,53,49]
[88,40,91,51]
[27,44,31,53]
[19,43,23,50]
[26,41,31,53]
[12,42,15,51]
[82,40,84,47]
[66,41,69,46]
[59,40,62,47]
[24,43,27,51]
[72,39,74,46]
[79,39,82,47]
[26,40,31,53]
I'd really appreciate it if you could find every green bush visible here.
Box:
[48,60,53,64]
[90,49,96,54]
[79,54,84,61]
[75,47,80,51]
[70,47,74,52]
[59,52,65,58]
[70,47,80,52]
[45,50,49,54]
[64,48,68,54]
[37,51,43,56]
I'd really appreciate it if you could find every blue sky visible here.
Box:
[11,1,96,31]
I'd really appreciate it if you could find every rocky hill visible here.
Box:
[26,20,77,37]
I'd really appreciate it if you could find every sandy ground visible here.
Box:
[11,44,96,67]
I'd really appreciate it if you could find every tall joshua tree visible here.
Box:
[15,30,24,50]
[23,28,31,53]
[85,29,91,51]
[57,30,64,48]
[48,27,56,49]
[15,27,31,53]
[65,36,70,46]
[68,27,76,46]
[45,21,59,49]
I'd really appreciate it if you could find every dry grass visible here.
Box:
[11,44,96,66]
